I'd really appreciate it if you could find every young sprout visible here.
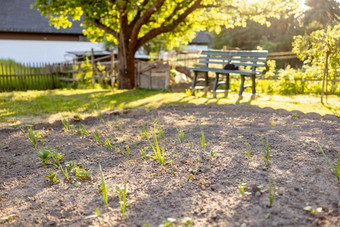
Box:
[65,160,77,170]
[268,179,276,207]
[261,136,270,166]
[50,150,65,167]
[125,145,130,157]
[200,126,206,151]
[114,143,120,154]
[93,129,101,144]
[115,116,122,131]
[145,122,165,165]
[28,126,37,148]
[210,151,216,159]
[318,144,340,183]
[36,147,51,165]
[105,138,112,150]
[189,141,193,148]
[158,124,164,139]
[45,171,59,184]
[75,167,90,180]
[140,149,146,160]
[61,116,71,131]
[239,180,247,197]
[99,164,110,206]
[178,128,184,144]
[77,124,88,137]
[115,180,127,218]
[60,165,69,182]
[245,140,251,162]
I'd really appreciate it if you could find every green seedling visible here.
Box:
[261,136,270,166]
[75,167,90,180]
[140,149,146,160]
[181,217,193,227]
[318,144,340,182]
[171,169,176,176]
[77,124,88,137]
[45,171,59,184]
[210,151,216,159]
[65,160,77,170]
[99,164,110,206]
[245,140,251,162]
[160,218,176,227]
[239,180,247,197]
[61,117,71,131]
[60,165,69,182]
[189,141,193,148]
[105,138,112,150]
[268,179,276,207]
[178,128,184,144]
[292,113,298,118]
[200,126,206,151]
[73,114,82,120]
[96,103,104,123]
[115,116,122,131]
[93,129,101,144]
[304,206,322,215]
[50,150,64,167]
[159,124,164,139]
[125,145,130,157]
[145,122,165,165]
[36,147,51,165]
[28,126,37,148]
[114,143,120,154]
[115,180,127,218]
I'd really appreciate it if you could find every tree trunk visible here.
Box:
[117,34,136,89]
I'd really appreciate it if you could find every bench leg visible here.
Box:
[238,75,245,99]
[225,73,230,97]
[191,71,197,95]
[204,72,209,96]
[213,73,219,98]
[251,74,256,100]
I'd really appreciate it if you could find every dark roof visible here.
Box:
[0,0,83,34]
[190,31,213,45]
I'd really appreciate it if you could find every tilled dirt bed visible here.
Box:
[1,103,340,227]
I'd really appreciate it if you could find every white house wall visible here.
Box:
[0,40,104,63]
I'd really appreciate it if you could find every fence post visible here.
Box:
[111,50,115,89]
[91,48,96,85]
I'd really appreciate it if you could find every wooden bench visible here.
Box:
[187,50,268,99]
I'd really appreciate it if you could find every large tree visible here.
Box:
[34,0,294,89]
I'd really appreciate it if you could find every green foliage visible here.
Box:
[245,140,251,162]
[178,128,184,144]
[99,164,110,206]
[145,122,165,165]
[268,179,276,207]
[36,147,51,165]
[45,171,59,184]
[75,167,90,180]
[28,126,37,148]
[293,25,340,101]
[77,124,88,137]
[125,145,130,157]
[261,136,270,166]
[200,126,206,151]
[61,117,71,131]
[158,124,164,139]
[115,180,127,218]
[50,150,65,168]
[318,144,340,182]
[239,180,247,197]
[93,129,101,144]
[105,138,112,150]
[140,149,146,160]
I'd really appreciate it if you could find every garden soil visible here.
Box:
[0,103,339,227]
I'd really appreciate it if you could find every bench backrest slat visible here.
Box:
[197,50,268,72]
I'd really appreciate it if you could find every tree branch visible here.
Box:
[86,18,117,37]
[130,0,167,46]
[135,0,205,51]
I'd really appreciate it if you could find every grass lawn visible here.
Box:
[0,88,339,127]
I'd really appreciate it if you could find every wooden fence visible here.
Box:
[0,62,57,92]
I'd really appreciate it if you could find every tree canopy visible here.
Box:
[34,0,299,89]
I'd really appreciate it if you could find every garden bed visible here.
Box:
[0,104,339,226]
